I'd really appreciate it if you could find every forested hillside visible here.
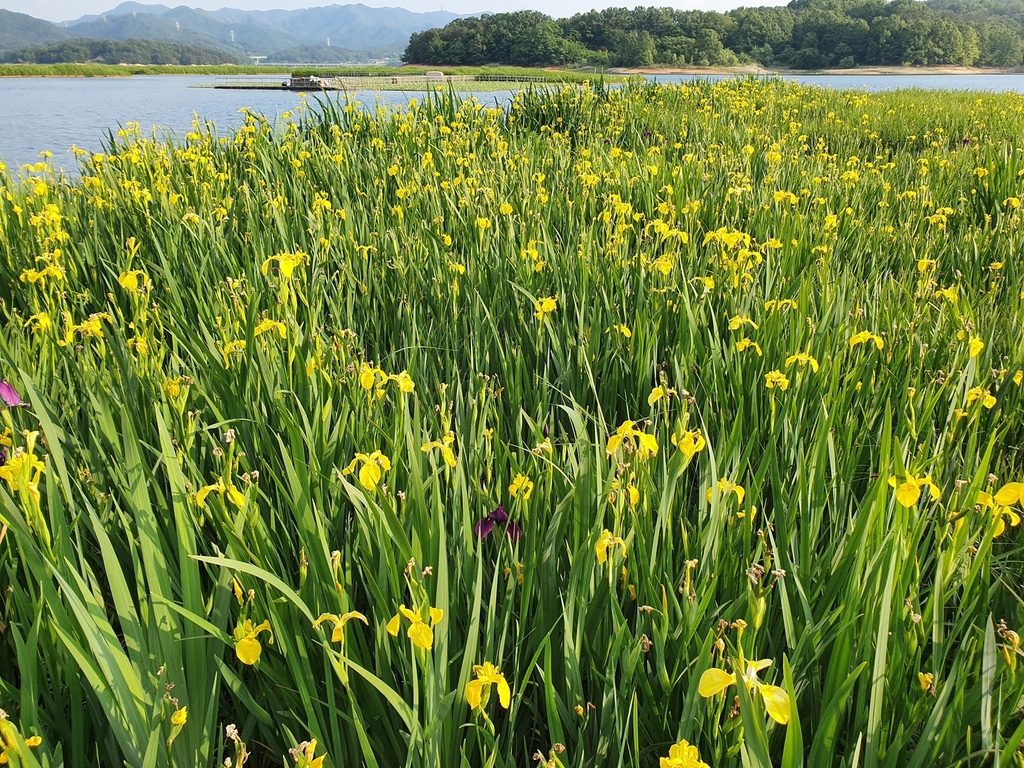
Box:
[404,0,1024,68]
[0,38,244,65]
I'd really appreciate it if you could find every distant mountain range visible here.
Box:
[0,3,471,59]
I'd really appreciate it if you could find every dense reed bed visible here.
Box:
[0,79,1023,767]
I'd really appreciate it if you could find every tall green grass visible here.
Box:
[0,78,1022,767]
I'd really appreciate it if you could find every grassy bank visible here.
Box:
[0,63,619,81]
[292,64,627,84]
[0,80,1022,768]
[0,63,290,77]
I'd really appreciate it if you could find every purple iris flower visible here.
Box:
[475,505,521,543]
[0,380,26,408]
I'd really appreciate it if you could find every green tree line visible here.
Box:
[404,0,1024,68]
[0,38,243,65]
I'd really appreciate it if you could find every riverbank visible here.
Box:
[0,63,290,77]
[611,63,1024,76]
[0,63,622,81]
[6,61,1022,81]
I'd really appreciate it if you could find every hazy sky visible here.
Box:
[3,0,778,23]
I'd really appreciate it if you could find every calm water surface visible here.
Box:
[0,75,515,175]
[647,73,1024,91]
[3,73,1024,174]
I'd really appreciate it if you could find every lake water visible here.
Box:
[3,72,1024,175]
[0,75,518,176]
[646,73,1024,92]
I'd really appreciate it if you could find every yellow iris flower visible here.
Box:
[977,483,1024,537]
[606,420,659,459]
[660,738,710,768]
[421,433,457,467]
[534,295,557,321]
[509,473,534,500]
[595,529,627,564]
[295,739,326,768]
[765,370,790,390]
[965,386,996,409]
[389,370,416,392]
[850,330,884,350]
[234,619,273,665]
[648,385,676,405]
[465,661,511,710]
[195,477,245,508]
[707,479,745,506]
[313,611,369,643]
[261,250,305,279]
[386,604,444,650]
[888,473,941,507]
[254,319,286,338]
[728,315,758,331]
[342,451,391,491]
[785,351,819,373]
[735,338,763,356]
[671,429,706,459]
[170,707,187,726]
[699,658,791,725]
[359,363,386,391]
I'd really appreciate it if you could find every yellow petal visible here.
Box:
[628,485,640,508]
[606,433,623,455]
[386,613,401,637]
[465,679,484,709]
[638,432,660,456]
[235,636,262,665]
[408,622,433,650]
[698,667,735,697]
[994,482,1024,506]
[359,364,375,390]
[759,684,791,725]
[429,607,444,626]
[359,462,381,490]
[441,446,457,468]
[895,481,921,508]
[496,674,511,708]
[226,484,245,507]
[313,613,337,629]
[648,386,666,406]
[341,610,368,626]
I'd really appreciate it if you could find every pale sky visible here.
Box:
[3,0,767,23]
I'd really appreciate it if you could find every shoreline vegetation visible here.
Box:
[0,79,1022,768]
[2,62,1024,79]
